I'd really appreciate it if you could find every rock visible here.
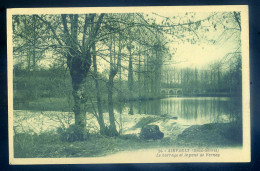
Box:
[140,125,164,140]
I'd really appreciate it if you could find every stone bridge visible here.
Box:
[160,88,183,95]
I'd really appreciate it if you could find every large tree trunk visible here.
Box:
[92,44,106,135]
[68,51,91,129]
[73,88,87,129]
[106,36,119,136]
[107,73,118,136]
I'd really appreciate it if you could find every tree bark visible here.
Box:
[127,43,134,115]
[107,73,118,136]
[68,51,91,129]
[92,43,106,135]
[73,87,87,129]
[66,14,87,129]
[106,36,119,136]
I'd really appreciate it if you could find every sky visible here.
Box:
[148,12,241,69]
[170,38,239,69]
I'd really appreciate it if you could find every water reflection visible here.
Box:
[114,97,242,125]
[13,97,242,135]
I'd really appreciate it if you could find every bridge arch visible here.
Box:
[161,90,166,95]
[177,89,183,95]
[169,90,174,95]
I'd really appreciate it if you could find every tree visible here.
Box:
[33,14,105,130]
[13,15,49,71]
[106,30,122,136]
[92,42,106,134]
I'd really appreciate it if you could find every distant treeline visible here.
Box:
[13,67,164,111]
[161,55,242,97]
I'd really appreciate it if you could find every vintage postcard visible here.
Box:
[7,5,250,164]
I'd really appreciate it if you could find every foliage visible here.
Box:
[58,124,90,142]
[14,131,60,158]
[13,130,174,158]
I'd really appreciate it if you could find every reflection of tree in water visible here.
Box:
[138,101,141,114]
[210,99,213,122]
[112,97,241,126]
[230,98,242,123]
[194,100,198,120]
[129,102,134,115]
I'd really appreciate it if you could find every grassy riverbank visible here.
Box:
[14,132,173,158]
[177,122,242,147]
[13,122,242,158]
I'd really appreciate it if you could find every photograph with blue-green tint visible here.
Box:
[12,10,243,158]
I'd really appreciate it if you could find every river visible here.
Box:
[13,96,242,136]
[114,96,242,125]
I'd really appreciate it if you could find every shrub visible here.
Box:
[14,131,59,158]
[59,125,89,142]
